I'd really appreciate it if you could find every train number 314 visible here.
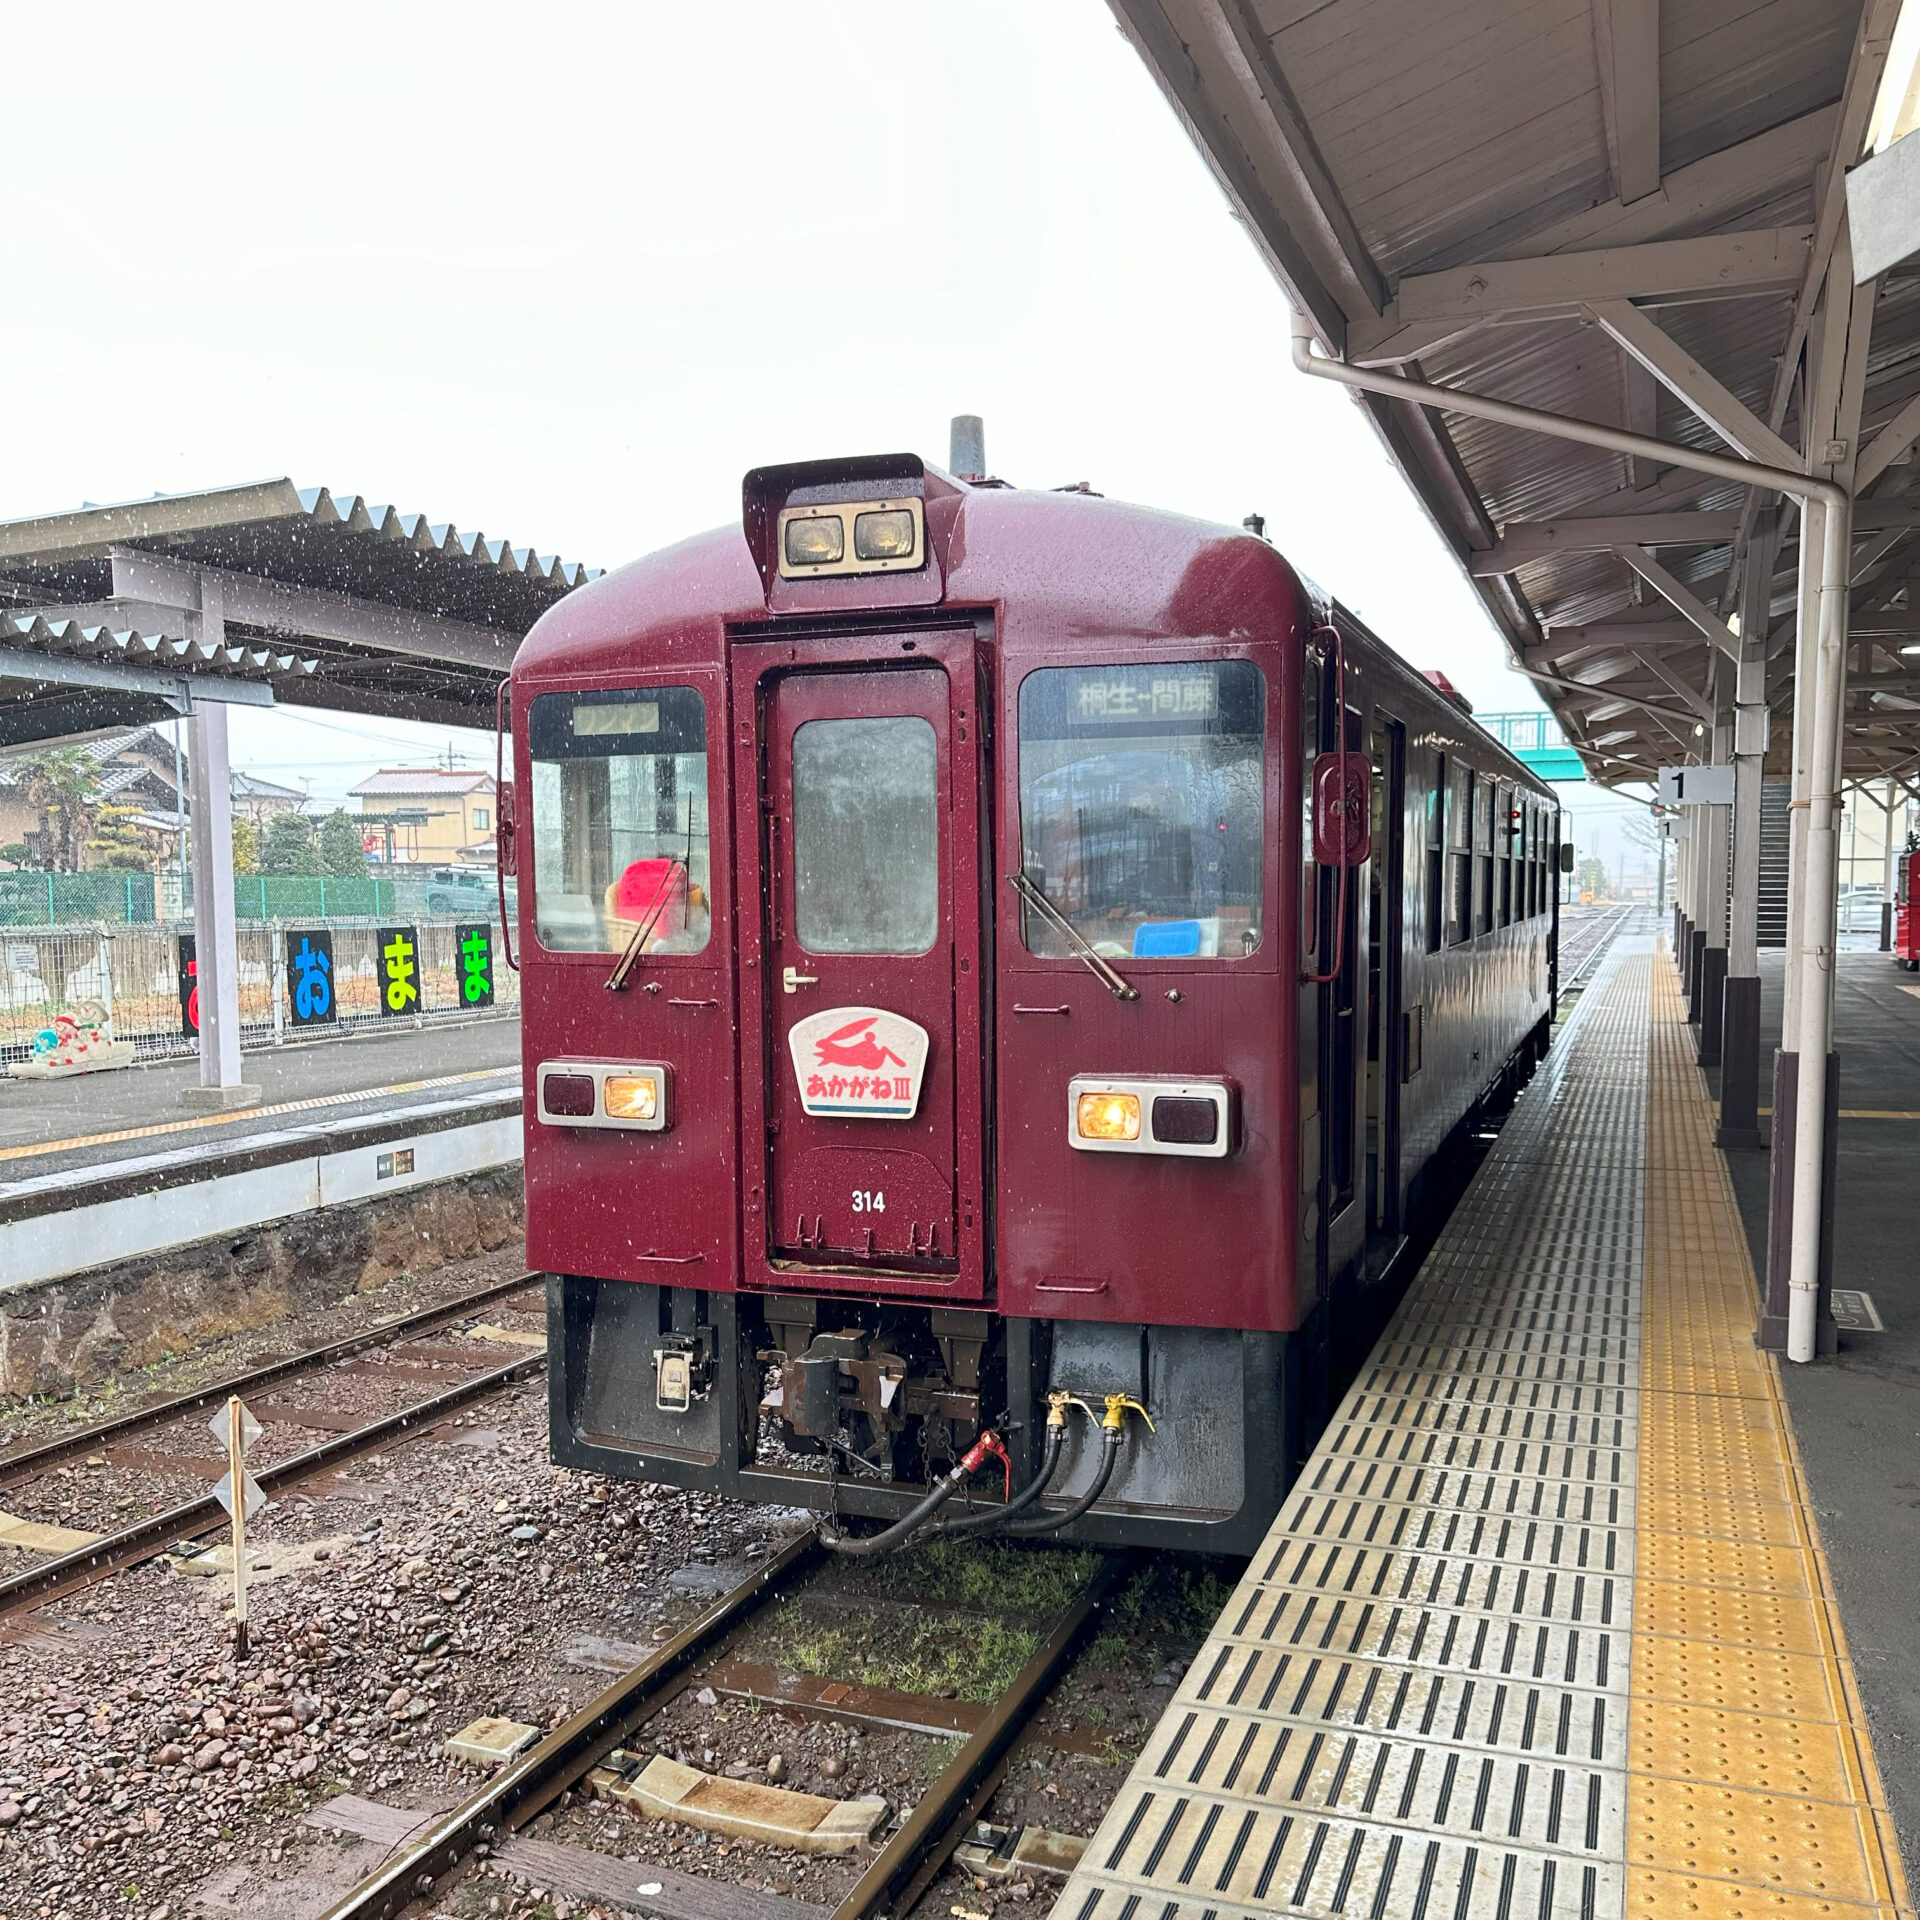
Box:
[850,1190,887,1214]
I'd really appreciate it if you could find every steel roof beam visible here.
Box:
[1470,512,1740,573]
[1350,228,1812,362]
[1591,0,1662,206]
[1856,389,1920,492]
[0,644,273,709]
[1615,545,1743,659]
[1528,621,1701,656]
[107,549,515,671]
[1587,300,1803,470]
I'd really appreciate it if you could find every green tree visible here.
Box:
[317,809,368,877]
[86,801,153,872]
[259,811,317,875]
[1574,853,1609,899]
[0,843,29,871]
[231,818,260,875]
[15,747,97,869]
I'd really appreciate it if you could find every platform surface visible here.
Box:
[0,1015,520,1181]
[1055,938,1911,1920]
[1721,951,1920,1862]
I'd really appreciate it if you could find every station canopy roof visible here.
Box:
[1112,0,1917,789]
[0,479,598,750]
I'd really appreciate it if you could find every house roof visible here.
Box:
[349,768,495,799]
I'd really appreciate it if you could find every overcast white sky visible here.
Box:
[0,0,1650,865]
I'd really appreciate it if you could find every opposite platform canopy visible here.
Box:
[1112,0,1919,789]
[0,479,600,749]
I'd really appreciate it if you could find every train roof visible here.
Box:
[515,462,1552,801]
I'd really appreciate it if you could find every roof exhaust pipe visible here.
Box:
[949,414,986,481]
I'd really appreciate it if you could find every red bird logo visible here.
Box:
[814,1015,907,1072]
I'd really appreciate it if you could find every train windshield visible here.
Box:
[1017,661,1264,960]
[527,687,712,955]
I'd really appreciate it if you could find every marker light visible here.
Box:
[1067,1076,1235,1158]
[784,514,844,568]
[604,1074,660,1123]
[775,496,925,578]
[1076,1091,1141,1142]
[854,508,916,560]
[536,1060,670,1131]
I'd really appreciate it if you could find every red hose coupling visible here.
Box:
[959,1428,1012,1499]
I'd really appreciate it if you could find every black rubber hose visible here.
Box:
[998,1425,1123,1536]
[819,1472,965,1556]
[933,1423,1066,1537]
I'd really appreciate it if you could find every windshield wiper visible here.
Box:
[1009,871,1139,1002]
[605,854,686,991]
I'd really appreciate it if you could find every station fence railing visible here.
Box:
[0,870,517,928]
[0,918,520,1068]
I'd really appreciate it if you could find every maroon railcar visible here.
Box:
[508,451,1558,1554]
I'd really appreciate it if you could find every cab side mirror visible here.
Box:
[1558,841,1574,873]
[1311,751,1372,866]
[497,780,517,878]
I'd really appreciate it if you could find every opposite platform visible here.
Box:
[1054,940,1911,1920]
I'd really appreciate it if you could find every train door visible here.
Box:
[1364,718,1405,1277]
[1320,684,1363,1267]
[746,641,986,1295]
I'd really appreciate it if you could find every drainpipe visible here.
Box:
[1289,311,1849,1363]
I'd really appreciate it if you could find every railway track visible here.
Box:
[314,1538,1134,1920]
[1558,902,1634,994]
[0,1269,547,1618]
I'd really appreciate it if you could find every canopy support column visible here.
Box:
[182,580,260,1114]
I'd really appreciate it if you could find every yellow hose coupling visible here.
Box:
[1103,1393,1156,1433]
[1047,1390,1098,1428]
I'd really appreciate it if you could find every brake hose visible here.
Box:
[934,1419,1066,1537]
[998,1422,1124,1536]
[820,1429,1009,1556]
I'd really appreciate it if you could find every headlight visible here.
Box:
[784,515,844,567]
[1076,1091,1141,1142]
[854,508,916,560]
[604,1074,660,1122]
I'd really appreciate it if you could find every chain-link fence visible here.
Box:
[0,920,519,1067]
[0,871,517,928]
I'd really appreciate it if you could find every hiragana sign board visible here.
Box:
[177,933,198,1037]
[377,925,421,1017]
[286,929,336,1026]
[455,923,495,1008]
[786,1006,929,1120]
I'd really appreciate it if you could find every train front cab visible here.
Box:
[523,466,1556,1555]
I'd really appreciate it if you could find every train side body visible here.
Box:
[513,461,1557,1552]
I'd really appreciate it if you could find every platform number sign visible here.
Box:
[378,925,421,1017]
[455,923,495,1008]
[286,928,336,1026]
[177,933,198,1037]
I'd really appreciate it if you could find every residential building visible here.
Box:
[349,768,498,865]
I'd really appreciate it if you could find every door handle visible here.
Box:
[782,966,819,994]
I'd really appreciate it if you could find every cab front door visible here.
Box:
[742,639,985,1297]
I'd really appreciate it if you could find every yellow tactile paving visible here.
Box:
[1636,953,1912,1920]
[0,1065,514,1165]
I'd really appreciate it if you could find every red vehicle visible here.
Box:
[504,446,1559,1553]
[1897,848,1920,969]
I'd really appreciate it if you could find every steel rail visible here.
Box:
[0,1352,545,1617]
[311,1527,829,1920]
[0,1269,543,1492]
[830,1550,1133,1920]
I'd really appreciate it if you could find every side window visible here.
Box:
[1473,776,1494,936]
[1018,661,1266,961]
[1497,784,1513,927]
[1425,753,1444,955]
[1447,762,1472,945]
[529,687,711,955]
[792,716,940,954]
